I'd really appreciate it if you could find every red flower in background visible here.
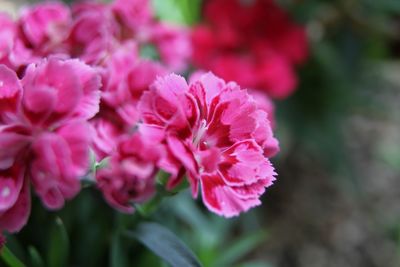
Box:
[191,0,308,99]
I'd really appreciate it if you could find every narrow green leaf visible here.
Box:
[125,222,202,267]
[235,262,274,267]
[213,231,268,267]
[0,246,26,267]
[110,232,128,267]
[28,246,45,267]
[47,217,69,267]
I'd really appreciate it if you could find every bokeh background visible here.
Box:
[1,0,400,266]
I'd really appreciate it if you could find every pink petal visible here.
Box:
[56,121,92,177]
[69,59,101,120]
[19,2,71,47]
[166,135,197,174]
[200,173,261,217]
[0,65,21,100]
[30,132,83,210]
[0,178,31,233]
[90,118,121,160]
[0,130,30,170]
[0,166,24,212]
[22,60,81,121]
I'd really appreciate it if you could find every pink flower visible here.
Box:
[68,0,191,72]
[21,57,100,125]
[0,65,21,125]
[90,117,122,161]
[249,90,276,129]
[150,23,192,72]
[0,14,16,66]
[19,2,71,53]
[96,132,161,213]
[138,73,279,217]
[101,43,166,111]
[90,43,167,160]
[0,58,101,232]
[0,13,33,70]
[29,122,92,209]
[0,174,30,233]
[111,0,153,33]
[69,1,120,64]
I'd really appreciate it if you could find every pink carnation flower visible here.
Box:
[0,14,16,66]
[96,132,162,213]
[249,90,276,129]
[19,2,71,54]
[111,0,153,34]
[70,0,191,71]
[0,172,30,233]
[150,23,192,72]
[138,73,279,217]
[90,43,167,160]
[69,1,120,65]
[0,58,100,233]
[0,13,33,70]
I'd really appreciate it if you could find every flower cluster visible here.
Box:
[191,0,308,99]
[0,0,281,237]
[0,58,100,233]
[0,0,190,72]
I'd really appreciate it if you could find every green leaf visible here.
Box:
[28,246,45,267]
[235,262,274,267]
[213,231,268,267]
[110,232,128,267]
[0,246,26,267]
[125,222,202,267]
[151,0,202,25]
[140,44,160,61]
[47,217,69,267]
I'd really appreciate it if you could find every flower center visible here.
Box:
[193,119,208,147]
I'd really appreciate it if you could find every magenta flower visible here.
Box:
[96,132,162,213]
[19,2,71,51]
[138,73,279,217]
[69,1,119,64]
[69,0,191,71]
[0,13,33,70]
[90,43,167,161]
[150,23,192,72]
[0,172,30,233]
[111,0,153,33]
[0,14,17,67]
[0,58,101,233]
[248,90,276,129]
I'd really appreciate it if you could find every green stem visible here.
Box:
[1,246,26,267]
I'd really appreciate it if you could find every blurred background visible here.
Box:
[1,0,400,266]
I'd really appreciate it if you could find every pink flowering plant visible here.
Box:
[0,0,308,266]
